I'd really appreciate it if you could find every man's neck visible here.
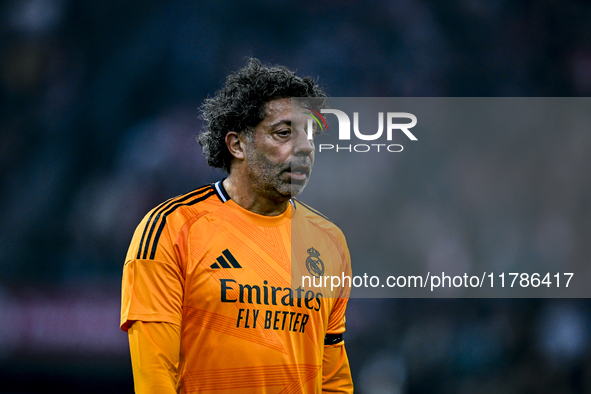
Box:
[222,176,290,216]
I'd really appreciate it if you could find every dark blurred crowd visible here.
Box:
[1,0,591,393]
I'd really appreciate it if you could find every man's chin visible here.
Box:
[287,180,308,198]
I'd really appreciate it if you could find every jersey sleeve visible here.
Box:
[326,228,351,334]
[323,232,353,392]
[128,321,181,394]
[322,341,353,393]
[121,209,185,332]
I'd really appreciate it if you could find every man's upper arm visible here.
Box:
[121,210,184,332]
[327,225,352,334]
[322,226,353,392]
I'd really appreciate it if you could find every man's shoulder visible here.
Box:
[129,183,224,262]
[143,183,223,227]
[292,198,346,240]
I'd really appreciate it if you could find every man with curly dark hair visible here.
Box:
[121,58,353,393]
[199,58,327,174]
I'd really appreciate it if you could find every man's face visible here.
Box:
[243,98,315,201]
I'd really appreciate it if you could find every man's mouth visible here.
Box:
[287,166,310,181]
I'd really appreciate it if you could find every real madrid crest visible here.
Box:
[306,247,325,277]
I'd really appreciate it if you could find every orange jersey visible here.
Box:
[121,181,352,393]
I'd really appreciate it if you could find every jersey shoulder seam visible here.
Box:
[293,198,334,223]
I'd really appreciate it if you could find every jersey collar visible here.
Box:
[213,179,296,209]
[213,179,231,202]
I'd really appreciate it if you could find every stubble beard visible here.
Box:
[245,147,312,201]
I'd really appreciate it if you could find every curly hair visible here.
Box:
[198,58,327,173]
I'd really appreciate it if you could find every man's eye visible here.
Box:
[277,130,290,137]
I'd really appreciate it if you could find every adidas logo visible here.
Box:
[210,249,242,269]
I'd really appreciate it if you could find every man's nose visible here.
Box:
[292,128,314,156]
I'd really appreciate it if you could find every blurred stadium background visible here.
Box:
[1,0,591,393]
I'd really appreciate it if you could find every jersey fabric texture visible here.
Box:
[121,180,352,393]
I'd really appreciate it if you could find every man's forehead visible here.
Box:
[262,98,304,123]
[264,98,293,114]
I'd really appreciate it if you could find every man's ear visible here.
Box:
[225,131,246,160]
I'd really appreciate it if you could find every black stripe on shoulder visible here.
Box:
[293,198,333,223]
[136,196,178,260]
[324,333,343,346]
[148,189,217,260]
[136,184,212,259]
